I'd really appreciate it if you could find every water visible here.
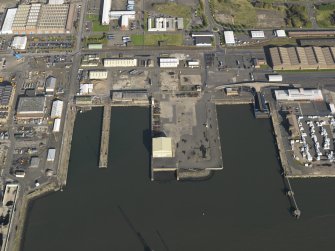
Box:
[22,105,335,251]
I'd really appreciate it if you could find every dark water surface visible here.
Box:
[22,106,335,251]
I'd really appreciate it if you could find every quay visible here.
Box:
[99,104,111,168]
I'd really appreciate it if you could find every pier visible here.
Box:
[99,104,111,168]
[269,101,301,218]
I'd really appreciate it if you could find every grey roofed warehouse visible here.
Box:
[16,96,46,118]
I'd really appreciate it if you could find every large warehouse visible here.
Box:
[270,46,335,70]
[0,3,74,35]
[152,137,173,158]
[16,96,46,119]
[275,88,324,101]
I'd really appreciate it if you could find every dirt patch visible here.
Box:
[256,9,285,28]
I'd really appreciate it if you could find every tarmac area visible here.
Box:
[153,92,223,171]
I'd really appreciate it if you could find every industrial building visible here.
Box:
[53,118,61,132]
[88,43,103,50]
[89,70,108,79]
[79,83,93,95]
[159,58,179,68]
[152,137,173,158]
[30,157,40,168]
[251,30,265,39]
[275,30,286,38]
[101,0,135,30]
[0,82,14,109]
[50,100,63,118]
[11,36,27,50]
[45,76,56,94]
[16,96,46,119]
[0,8,18,34]
[270,46,335,70]
[186,60,200,68]
[194,36,212,47]
[224,31,235,45]
[147,17,183,32]
[103,58,137,67]
[47,148,56,161]
[275,88,324,101]
[81,54,100,67]
[288,30,335,38]
[0,3,73,35]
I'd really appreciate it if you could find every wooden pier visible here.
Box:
[99,104,111,168]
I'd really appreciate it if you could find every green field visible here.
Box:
[87,14,110,32]
[153,3,192,27]
[131,34,183,46]
[315,4,335,28]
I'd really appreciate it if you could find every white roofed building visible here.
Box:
[103,58,137,67]
[79,83,93,95]
[159,58,179,68]
[275,30,286,37]
[50,100,63,118]
[47,148,56,161]
[102,0,112,25]
[53,118,61,132]
[251,30,265,39]
[48,0,65,4]
[45,76,57,94]
[0,8,17,34]
[152,137,173,158]
[275,88,324,101]
[11,36,27,50]
[224,31,235,45]
[89,70,108,79]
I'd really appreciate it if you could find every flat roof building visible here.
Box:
[102,0,112,24]
[251,30,265,39]
[88,43,103,49]
[16,96,46,118]
[0,8,17,34]
[275,88,324,101]
[194,36,212,47]
[103,58,137,67]
[275,29,286,37]
[11,36,27,50]
[148,17,184,32]
[47,148,56,161]
[30,157,40,168]
[89,70,108,79]
[159,58,179,68]
[50,100,63,118]
[53,118,61,132]
[45,76,56,94]
[224,31,235,45]
[152,137,173,158]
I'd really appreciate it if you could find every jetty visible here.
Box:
[99,104,111,168]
